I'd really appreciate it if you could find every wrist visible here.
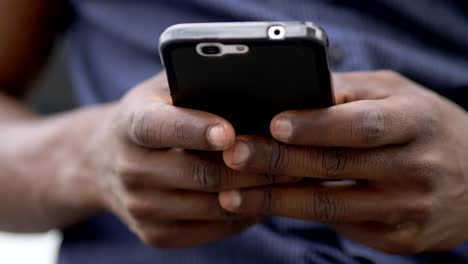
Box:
[37,103,117,228]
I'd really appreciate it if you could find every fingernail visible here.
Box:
[230,141,250,166]
[207,124,227,148]
[219,191,242,211]
[273,118,293,140]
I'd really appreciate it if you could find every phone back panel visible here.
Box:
[160,22,334,135]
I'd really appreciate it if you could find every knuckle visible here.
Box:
[417,113,439,138]
[383,226,423,255]
[415,153,443,179]
[354,105,387,146]
[405,202,434,224]
[116,154,147,190]
[128,105,186,147]
[262,173,279,185]
[120,173,142,191]
[267,141,289,171]
[386,210,402,226]
[307,190,346,223]
[298,149,314,172]
[387,201,433,227]
[402,152,441,193]
[117,161,140,186]
[318,148,348,178]
[190,161,229,191]
[141,228,173,248]
[129,109,159,146]
[174,120,187,146]
[401,98,439,138]
[260,189,274,214]
[125,196,148,218]
[126,195,165,220]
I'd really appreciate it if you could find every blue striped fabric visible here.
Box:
[61,1,468,263]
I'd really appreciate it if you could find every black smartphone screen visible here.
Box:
[162,38,333,135]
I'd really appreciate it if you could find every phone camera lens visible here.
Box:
[201,45,221,55]
[268,25,286,40]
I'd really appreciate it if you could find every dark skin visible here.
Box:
[0,0,292,246]
[220,71,468,254]
[95,74,296,247]
[2,0,468,255]
[0,0,60,98]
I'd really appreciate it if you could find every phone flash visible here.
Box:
[196,43,249,57]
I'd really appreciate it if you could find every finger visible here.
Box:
[124,74,235,150]
[126,103,237,150]
[219,185,388,224]
[223,136,393,180]
[127,190,244,221]
[120,149,299,192]
[270,99,417,148]
[138,220,258,248]
[270,71,420,148]
[332,71,393,104]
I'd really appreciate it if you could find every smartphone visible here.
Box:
[159,21,334,135]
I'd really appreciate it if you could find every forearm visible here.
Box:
[0,92,111,232]
[0,0,61,97]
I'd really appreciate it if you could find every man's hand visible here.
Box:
[91,73,294,248]
[219,71,468,254]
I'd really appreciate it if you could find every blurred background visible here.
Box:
[0,38,74,263]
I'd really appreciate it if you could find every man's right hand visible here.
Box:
[90,73,291,248]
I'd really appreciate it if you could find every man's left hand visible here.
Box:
[219,71,468,255]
